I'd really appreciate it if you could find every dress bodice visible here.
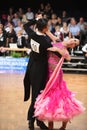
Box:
[47,42,65,80]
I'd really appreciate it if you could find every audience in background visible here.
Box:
[0,27,7,56]
[6,22,17,47]
[0,2,87,60]
[82,44,87,63]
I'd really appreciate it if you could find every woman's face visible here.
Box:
[67,38,80,48]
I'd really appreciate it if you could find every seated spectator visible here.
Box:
[48,19,55,34]
[4,15,14,29]
[44,3,54,19]
[56,17,63,28]
[37,3,45,14]
[68,17,81,53]
[6,23,17,47]
[77,17,86,31]
[61,10,71,23]
[8,7,14,19]
[68,17,80,39]
[25,7,34,21]
[17,7,24,20]
[60,22,71,41]
[16,30,26,48]
[54,25,63,41]
[1,11,8,26]
[0,23,7,35]
[21,14,28,24]
[16,29,29,57]
[80,22,87,47]
[12,13,20,27]
[14,20,29,46]
[14,20,23,34]
[82,43,87,63]
[51,13,58,25]
[0,27,7,56]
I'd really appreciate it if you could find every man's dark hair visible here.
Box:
[36,18,48,31]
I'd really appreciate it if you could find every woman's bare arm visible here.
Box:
[46,30,59,42]
[47,47,71,61]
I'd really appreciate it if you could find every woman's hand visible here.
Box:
[47,46,58,52]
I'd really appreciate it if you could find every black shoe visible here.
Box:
[28,120,34,130]
[36,119,49,130]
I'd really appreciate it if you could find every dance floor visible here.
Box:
[0,73,87,130]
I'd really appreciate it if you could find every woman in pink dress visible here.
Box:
[34,38,86,130]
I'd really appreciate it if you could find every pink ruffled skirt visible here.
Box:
[34,57,85,121]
